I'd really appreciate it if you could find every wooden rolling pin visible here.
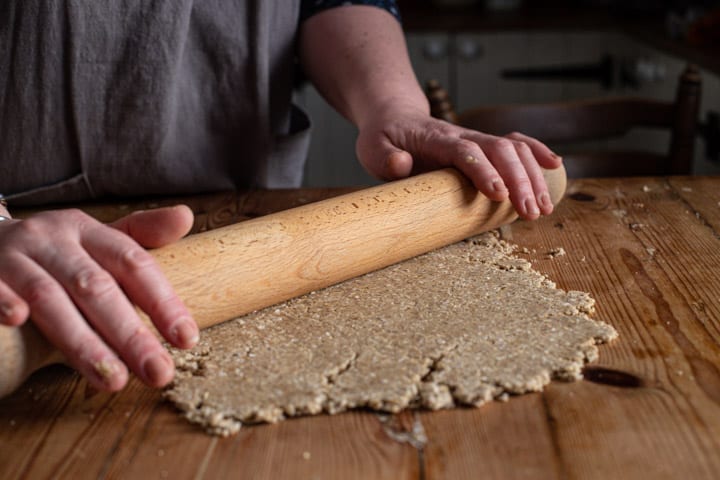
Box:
[0,166,566,398]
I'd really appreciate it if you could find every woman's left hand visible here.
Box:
[355,104,563,220]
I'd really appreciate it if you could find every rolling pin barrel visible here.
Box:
[0,167,566,398]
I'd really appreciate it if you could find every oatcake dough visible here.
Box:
[164,232,617,436]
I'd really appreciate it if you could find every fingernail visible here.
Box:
[492,179,507,193]
[464,155,479,164]
[0,303,13,320]
[143,354,173,386]
[172,318,199,347]
[551,152,563,162]
[524,198,540,217]
[93,358,122,385]
[538,192,552,209]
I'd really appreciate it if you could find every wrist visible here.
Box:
[354,94,430,131]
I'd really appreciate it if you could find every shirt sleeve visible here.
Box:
[300,1,401,23]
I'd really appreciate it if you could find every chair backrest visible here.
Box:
[427,65,701,177]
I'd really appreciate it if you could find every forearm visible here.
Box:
[298,5,428,129]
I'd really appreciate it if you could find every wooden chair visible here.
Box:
[427,65,702,177]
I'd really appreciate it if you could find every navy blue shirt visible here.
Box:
[301,0,400,22]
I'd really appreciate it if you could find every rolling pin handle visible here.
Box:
[0,322,64,398]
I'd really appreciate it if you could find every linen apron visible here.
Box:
[0,1,311,206]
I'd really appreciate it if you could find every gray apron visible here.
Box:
[0,0,311,206]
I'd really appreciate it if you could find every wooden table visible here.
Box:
[1,176,719,479]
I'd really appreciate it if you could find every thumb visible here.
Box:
[357,136,414,181]
[110,205,194,248]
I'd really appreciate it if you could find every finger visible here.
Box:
[3,255,129,391]
[392,131,510,202]
[81,225,199,350]
[0,279,29,327]
[479,137,539,220]
[506,131,563,169]
[386,150,414,180]
[358,136,414,180]
[448,137,510,202]
[512,140,554,217]
[110,205,194,249]
[435,138,511,202]
[38,245,176,388]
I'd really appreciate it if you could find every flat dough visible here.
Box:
[165,232,617,436]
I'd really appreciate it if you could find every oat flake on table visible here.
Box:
[164,232,617,436]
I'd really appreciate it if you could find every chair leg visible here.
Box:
[426,80,459,125]
[669,64,701,175]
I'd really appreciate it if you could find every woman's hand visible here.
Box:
[356,104,563,220]
[0,206,198,391]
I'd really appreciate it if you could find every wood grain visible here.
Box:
[1,176,719,480]
[504,177,720,479]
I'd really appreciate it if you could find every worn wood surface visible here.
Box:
[1,176,719,479]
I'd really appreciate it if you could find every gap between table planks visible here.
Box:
[1,176,719,479]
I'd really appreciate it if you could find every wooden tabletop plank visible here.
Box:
[513,177,720,478]
[668,176,720,232]
[421,395,562,480]
[0,367,84,479]
[106,407,420,480]
[198,412,419,480]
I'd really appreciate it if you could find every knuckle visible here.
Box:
[72,267,116,299]
[440,124,460,136]
[119,246,155,272]
[61,209,95,232]
[513,140,532,153]
[70,333,104,362]
[15,217,47,238]
[455,138,478,152]
[123,325,158,354]
[144,294,180,322]
[36,208,86,226]
[22,277,62,306]
[13,209,93,239]
[59,208,89,222]
[514,178,534,191]
[427,122,459,137]
[492,138,515,151]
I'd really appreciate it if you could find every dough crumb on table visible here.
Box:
[164,231,617,436]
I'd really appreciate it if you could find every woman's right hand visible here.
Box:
[0,206,199,391]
